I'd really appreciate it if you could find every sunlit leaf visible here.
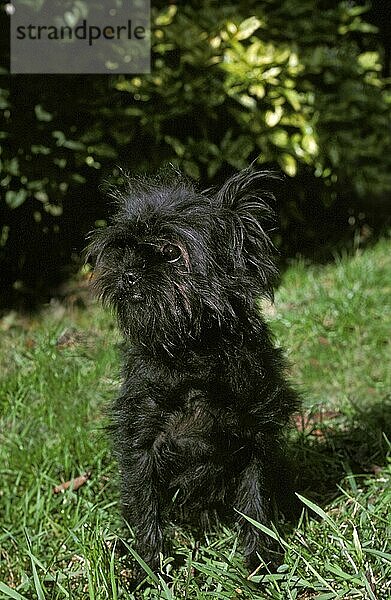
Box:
[358,52,381,71]
[155,5,177,26]
[265,106,283,127]
[302,134,318,156]
[279,153,297,176]
[236,16,262,41]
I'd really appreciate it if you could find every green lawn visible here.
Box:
[1,239,390,599]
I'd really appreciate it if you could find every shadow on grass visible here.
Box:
[292,396,391,503]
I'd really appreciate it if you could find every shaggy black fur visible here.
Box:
[87,166,300,573]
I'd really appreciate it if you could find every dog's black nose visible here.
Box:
[122,271,139,286]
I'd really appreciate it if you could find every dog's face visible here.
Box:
[87,167,278,352]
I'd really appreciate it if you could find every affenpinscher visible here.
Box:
[88,166,299,572]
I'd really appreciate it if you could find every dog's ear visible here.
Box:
[214,167,280,293]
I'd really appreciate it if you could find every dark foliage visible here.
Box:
[1,1,390,308]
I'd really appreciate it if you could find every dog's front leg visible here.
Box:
[234,455,280,571]
[119,446,164,572]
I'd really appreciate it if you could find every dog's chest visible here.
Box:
[122,348,257,457]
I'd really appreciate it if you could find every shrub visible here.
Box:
[1,1,390,304]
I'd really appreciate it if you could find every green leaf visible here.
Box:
[157,574,174,599]
[31,145,51,155]
[237,94,257,109]
[25,550,45,600]
[235,511,281,542]
[207,159,221,179]
[302,134,318,156]
[87,143,117,158]
[126,544,160,584]
[164,135,185,157]
[52,130,66,145]
[5,189,28,209]
[236,16,262,41]
[63,139,86,151]
[358,52,381,71]
[182,160,200,180]
[155,5,177,26]
[34,104,53,122]
[265,106,283,127]
[296,494,339,532]
[270,129,289,147]
[71,173,86,183]
[7,157,20,176]
[363,548,391,562]
[279,153,297,177]
[249,83,265,99]
[0,582,29,600]
[284,89,301,111]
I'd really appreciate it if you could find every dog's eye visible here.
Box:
[161,244,182,263]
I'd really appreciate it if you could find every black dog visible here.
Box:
[88,166,299,573]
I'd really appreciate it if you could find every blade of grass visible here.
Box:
[109,543,118,600]
[157,574,175,599]
[296,494,340,533]
[0,582,29,600]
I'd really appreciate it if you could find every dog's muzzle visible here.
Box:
[121,271,144,302]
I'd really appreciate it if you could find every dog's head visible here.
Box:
[87,166,278,353]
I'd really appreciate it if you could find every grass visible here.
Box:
[0,238,390,599]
